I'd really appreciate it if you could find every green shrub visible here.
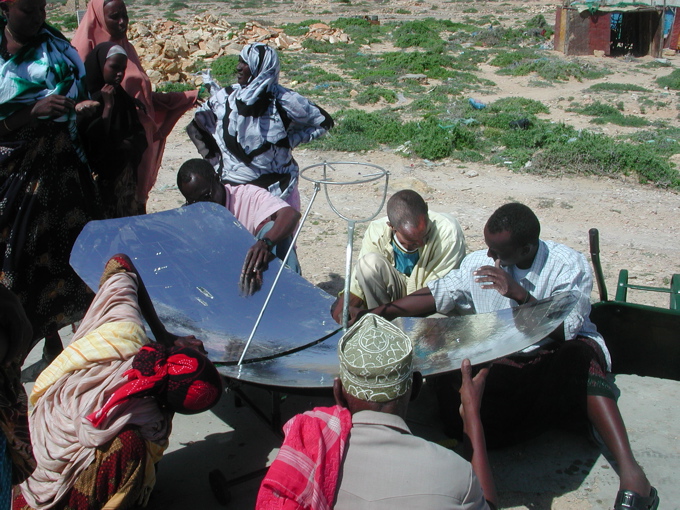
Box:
[529,131,679,188]
[355,87,398,105]
[503,57,605,81]
[408,117,476,160]
[488,97,549,115]
[156,82,197,93]
[314,109,404,151]
[577,101,620,116]
[286,65,344,84]
[489,49,542,67]
[656,69,680,90]
[587,82,649,93]
[331,17,386,45]
[210,54,239,86]
[590,114,649,127]
[280,21,320,37]
[525,14,553,38]
[393,20,445,50]
[302,39,340,53]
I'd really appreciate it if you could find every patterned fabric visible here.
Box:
[256,405,352,510]
[0,120,101,345]
[87,343,223,427]
[428,240,611,369]
[0,19,87,159]
[435,335,612,449]
[0,385,34,486]
[13,429,147,510]
[30,321,147,406]
[338,314,413,403]
[230,43,287,152]
[79,42,147,218]
[192,44,333,203]
[18,265,175,510]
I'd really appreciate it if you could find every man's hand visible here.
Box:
[458,358,489,421]
[168,333,207,355]
[32,95,76,118]
[239,269,263,297]
[473,259,525,302]
[330,293,365,324]
[242,239,275,279]
[347,306,370,327]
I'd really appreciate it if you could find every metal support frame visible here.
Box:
[300,161,390,330]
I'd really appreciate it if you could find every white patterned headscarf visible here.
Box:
[235,43,280,105]
[338,314,413,403]
[223,43,287,159]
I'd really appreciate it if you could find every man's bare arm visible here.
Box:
[459,359,498,510]
[357,287,438,323]
[242,206,301,277]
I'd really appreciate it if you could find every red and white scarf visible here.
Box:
[256,405,352,510]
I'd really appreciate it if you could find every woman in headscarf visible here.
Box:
[71,0,198,214]
[189,43,334,211]
[0,0,103,362]
[14,254,222,510]
[79,42,147,218]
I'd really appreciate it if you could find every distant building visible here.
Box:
[554,0,680,57]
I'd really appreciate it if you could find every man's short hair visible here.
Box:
[386,190,428,229]
[177,159,219,188]
[338,314,413,403]
[486,202,540,247]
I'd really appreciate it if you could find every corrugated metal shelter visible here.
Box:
[554,0,680,56]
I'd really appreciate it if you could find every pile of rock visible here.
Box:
[128,17,350,87]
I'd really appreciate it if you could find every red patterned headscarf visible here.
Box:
[87,343,223,428]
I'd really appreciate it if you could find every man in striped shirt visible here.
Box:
[357,203,657,510]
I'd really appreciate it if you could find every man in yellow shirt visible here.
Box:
[332,190,466,323]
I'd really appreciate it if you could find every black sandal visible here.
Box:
[614,486,659,510]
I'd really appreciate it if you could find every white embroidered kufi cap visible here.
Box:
[338,313,413,403]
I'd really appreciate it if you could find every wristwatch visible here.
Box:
[261,237,274,251]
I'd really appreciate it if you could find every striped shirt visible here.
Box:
[428,240,610,369]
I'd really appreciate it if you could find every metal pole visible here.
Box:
[342,221,356,331]
[237,182,321,368]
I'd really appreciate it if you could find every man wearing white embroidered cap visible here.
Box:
[332,313,497,509]
[257,314,497,509]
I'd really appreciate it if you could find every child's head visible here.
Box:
[102,46,128,86]
[177,159,226,206]
[84,42,128,92]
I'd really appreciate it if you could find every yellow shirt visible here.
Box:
[349,211,466,302]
